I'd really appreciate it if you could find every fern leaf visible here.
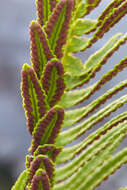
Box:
[31,169,51,190]
[36,0,58,26]
[68,36,89,53]
[45,0,74,58]
[56,112,127,163]
[29,155,54,187]
[78,148,127,190]
[11,170,29,190]
[62,80,127,128]
[30,21,54,78]
[72,19,97,36]
[29,107,64,154]
[86,1,127,49]
[41,59,65,107]
[59,57,127,108]
[64,33,127,89]
[57,93,127,146]
[21,64,49,134]
[55,121,127,183]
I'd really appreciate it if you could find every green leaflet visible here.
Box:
[63,55,84,76]
[72,19,97,36]
[29,106,64,154]
[120,188,127,190]
[67,36,89,53]
[55,121,127,183]
[64,33,127,90]
[45,0,74,58]
[84,33,122,73]
[78,147,127,190]
[57,92,127,146]
[56,112,127,164]
[58,85,95,108]
[30,21,54,78]
[21,64,49,134]
[59,57,127,108]
[11,170,29,190]
[62,80,127,128]
[54,128,127,190]
[41,59,65,107]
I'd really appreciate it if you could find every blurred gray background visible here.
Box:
[0,0,127,190]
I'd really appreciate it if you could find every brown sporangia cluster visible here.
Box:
[42,60,65,107]
[31,172,50,190]
[35,145,62,162]
[31,108,64,154]
[50,0,57,11]
[30,156,54,183]
[21,67,48,134]
[36,0,44,26]
[21,70,35,134]
[30,22,53,78]
[55,0,75,58]
[45,0,74,58]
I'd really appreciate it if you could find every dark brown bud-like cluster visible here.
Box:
[21,67,47,134]
[36,145,62,162]
[28,68,47,118]
[48,108,64,144]
[50,0,57,11]
[45,0,66,38]
[31,172,50,190]
[36,0,44,26]
[30,156,54,183]
[30,22,53,78]
[45,0,74,58]
[21,70,34,134]
[42,60,65,107]
[31,108,64,154]
[55,0,75,58]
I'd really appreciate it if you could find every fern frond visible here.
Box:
[45,0,74,58]
[86,1,127,49]
[59,57,127,108]
[30,21,54,78]
[11,170,29,190]
[56,112,127,163]
[41,59,65,107]
[65,33,127,88]
[55,121,127,183]
[57,93,127,146]
[21,64,49,134]
[29,107,64,154]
